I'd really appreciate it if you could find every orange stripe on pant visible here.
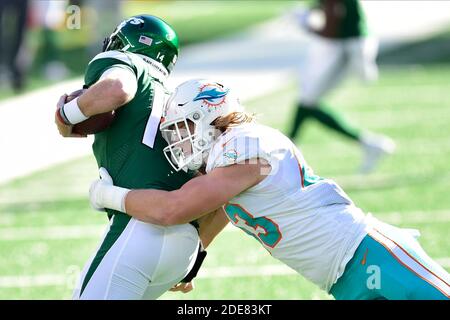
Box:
[369,228,450,298]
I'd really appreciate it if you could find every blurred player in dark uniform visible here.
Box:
[289,0,395,173]
[0,0,29,92]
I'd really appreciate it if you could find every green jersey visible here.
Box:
[338,0,367,38]
[313,0,368,38]
[84,50,194,216]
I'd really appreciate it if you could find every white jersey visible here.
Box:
[206,123,372,291]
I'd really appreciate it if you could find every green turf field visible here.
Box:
[0,65,449,299]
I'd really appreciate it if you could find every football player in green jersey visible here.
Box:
[54,15,227,299]
[289,0,396,173]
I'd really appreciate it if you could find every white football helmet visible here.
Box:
[161,79,242,171]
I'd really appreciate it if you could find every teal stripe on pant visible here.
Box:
[330,232,450,300]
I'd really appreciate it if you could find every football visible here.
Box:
[65,89,115,135]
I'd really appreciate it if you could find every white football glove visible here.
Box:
[89,167,130,213]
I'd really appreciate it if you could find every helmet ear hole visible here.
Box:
[192,112,201,121]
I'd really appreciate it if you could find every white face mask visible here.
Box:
[161,117,213,172]
[159,78,243,171]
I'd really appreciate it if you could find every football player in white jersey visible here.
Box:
[89,79,449,300]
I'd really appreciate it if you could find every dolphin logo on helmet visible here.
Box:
[193,88,230,103]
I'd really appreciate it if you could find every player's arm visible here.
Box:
[55,67,137,137]
[196,207,229,248]
[78,67,137,117]
[89,160,268,226]
[126,162,265,225]
[171,207,230,292]
[187,170,230,247]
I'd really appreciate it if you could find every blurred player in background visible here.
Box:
[0,0,29,92]
[83,0,123,55]
[90,79,450,300]
[54,15,223,299]
[289,0,395,173]
[31,0,70,80]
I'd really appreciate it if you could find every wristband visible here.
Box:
[99,184,131,213]
[62,97,89,125]
[56,107,71,125]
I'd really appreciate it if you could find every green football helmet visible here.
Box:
[102,15,179,73]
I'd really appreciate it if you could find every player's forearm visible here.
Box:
[128,164,264,225]
[91,180,221,226]
[124,189,182,225]
[196,207,229,248]
[78,79,133,117]
[124,185,223,226]
[94,164,262,226]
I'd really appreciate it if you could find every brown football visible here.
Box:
[66,89,115,135]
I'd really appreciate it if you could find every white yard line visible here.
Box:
[201,258,450,278]
[370,210,450,225]
[0,266,295,289]
[199,264,297,279]
[0,209,449,241]
[0,274,68,289]
[0,225,105,241]
[0,265,297,289]
[0,208,448,289]
[1,259,449,289]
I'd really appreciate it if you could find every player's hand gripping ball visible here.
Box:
[66,89,116,135]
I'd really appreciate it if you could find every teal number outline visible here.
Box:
[225,203,282,248]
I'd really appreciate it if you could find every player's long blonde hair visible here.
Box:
[212,111,256,133]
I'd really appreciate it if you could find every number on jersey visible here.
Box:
[225,203,282,249]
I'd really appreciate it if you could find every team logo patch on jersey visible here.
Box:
[223,149,239,164]
[193,83,229,111]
